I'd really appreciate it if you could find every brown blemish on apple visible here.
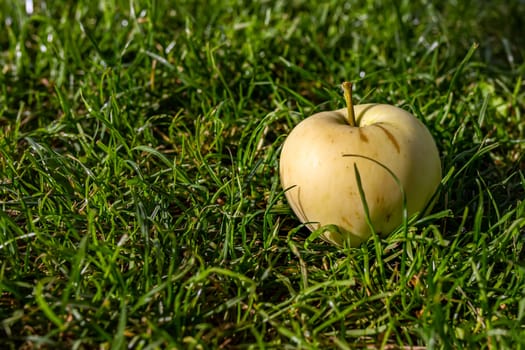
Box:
[342,217,353,229]
[374,124,400,153]
[358,129,369,142]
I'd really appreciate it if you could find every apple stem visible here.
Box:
[342,81,356,127]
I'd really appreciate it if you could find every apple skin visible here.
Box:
[279,103,441,247]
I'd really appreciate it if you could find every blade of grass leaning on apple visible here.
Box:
[353,162,386,281]
[344,153,409,234]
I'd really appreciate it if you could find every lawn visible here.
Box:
[1,0,524,349]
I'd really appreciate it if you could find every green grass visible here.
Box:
[1,0,524,348]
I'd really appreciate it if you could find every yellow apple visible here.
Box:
[279,82,441,247]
